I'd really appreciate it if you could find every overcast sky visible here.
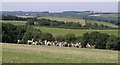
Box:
[2,2,118,12]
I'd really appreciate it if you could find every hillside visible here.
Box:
[35,26,118,37]
[2,43,118,63]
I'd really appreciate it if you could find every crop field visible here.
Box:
[2,43,118,63]
[86,20,118,28]
[35,26,118,37]
[100,13,118,17]
[38,16,86,25]
[0,20,26,25]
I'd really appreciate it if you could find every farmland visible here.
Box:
[86,20,118,28]
[0,20,26,25]
[0,20,118,37]
[38,16,86,25]
[35,26,118,37]
[38,16,118,28]
[2,43,118,63]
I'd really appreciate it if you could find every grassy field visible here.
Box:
[2,43,118,63]
[86,20,118,28]
[38,16,118,28]
[35,26,118,37]
[0,20,26,25]
[38,16,86,25]
[0,20,118,37]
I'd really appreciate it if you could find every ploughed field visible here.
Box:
[2,43,118,63]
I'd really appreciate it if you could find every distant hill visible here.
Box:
[2,11,119,26]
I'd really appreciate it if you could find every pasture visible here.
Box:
[0,20,26,25]
[35,26,118,37]
[2,43,118,63]
[86,20,118,28]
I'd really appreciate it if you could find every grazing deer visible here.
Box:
[17,40,22,44]
[28,39,34,45]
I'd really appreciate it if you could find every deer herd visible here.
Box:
[17,39,95,49]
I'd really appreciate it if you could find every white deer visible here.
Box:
[17,40,22,44]
[28,39,34,45]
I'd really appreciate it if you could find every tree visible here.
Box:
[81,32,89,48]
[106,35,120,50]
[16,25,27,40]
[88,32,109,49]
[2,23,17,43]
[55,35,65,42]
[64,33,76,43]
[26,19,34,26]
[40,33,54,41]
[22,27,42,43]
[92,23,98,28]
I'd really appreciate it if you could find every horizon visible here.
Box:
[2,2,118,12]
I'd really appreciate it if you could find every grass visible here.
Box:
[0,20,26,25]
[38,16,86,25]
[86,20,118,28]
[2,43,118,63]
[35,26,118,37]
[1,20,119,37]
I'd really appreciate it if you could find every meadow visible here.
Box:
[35,26,118,37]
[2,43,118,63]
[0,20,26,25]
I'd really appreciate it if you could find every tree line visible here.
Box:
[2,15,34,21]
[2,23,119,50]
[2,15,117,29]
[26,18,114,29]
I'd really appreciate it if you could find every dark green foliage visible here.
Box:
[55,35,65,42]
[22,27,42,43]
[64,33,76,43]
[26,19,35,26]
[2,23,27,43]
[106,35,120,50]
[16,25,27,40]
[40,33,54,41]
[88,32,109,49]
[2,15,32,21]
[81,33,89,48]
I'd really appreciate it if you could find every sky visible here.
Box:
[2,2,118,12]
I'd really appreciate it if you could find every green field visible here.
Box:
[86,20,118,28]
[0,20,26,25]
[100,13,118,17]
[35,26,118,37]
[0,20,118,37]
[2,43,118,63]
